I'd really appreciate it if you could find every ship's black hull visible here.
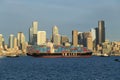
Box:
[27,52,92,58]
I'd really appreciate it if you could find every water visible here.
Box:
[0,56,120,80]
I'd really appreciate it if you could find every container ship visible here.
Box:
[27,45,92,58]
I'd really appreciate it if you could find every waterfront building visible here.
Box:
[46,42,54,53]
[64,42,71,47]
[37,31,46,45]
[96,44,102,52]
[9,34,14,48]
[98,20,105,44]
[4,44,8,50]
[21,42,28,53]
[101,40,112,55]
[72,30,78,47]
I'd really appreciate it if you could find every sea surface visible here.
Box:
[0,56,120,80]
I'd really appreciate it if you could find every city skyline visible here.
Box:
[0,0,120,41]
[0,20,104,44]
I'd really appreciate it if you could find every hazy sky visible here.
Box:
[0,0,120,43]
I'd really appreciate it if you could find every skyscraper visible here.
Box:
[95,27,99,45]
[86,37,93,50]
[98,20,105,44]
[17,32,26,49]
[37,31,46,45]
[82,32,93,50]
[90,28,96,50]
[52,25,61,45]
[72,30,78,47]
[90,29,96,42]
[9,34,14,48]
[32,21,38,34]
[29,27,33,44]
[52,25,59,42]
[53,34,61,45]
[32,21,38,44]
[0,34,3,47]
[2,37,5,49]
[14,37,18,49]
[21,42,28,53]
[52,25,59,35]
[78,32,83,45]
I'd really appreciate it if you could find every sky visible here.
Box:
[0,0,120,43]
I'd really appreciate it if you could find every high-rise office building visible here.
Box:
[78,32,83,45]
[86,37,93,50]
[2,37,5,49]
[0,34,3,47]
[52,25,59,42]
[72,30,78,47]
[17,32,26,49]
[52,25,59,35]
[90,29,96,42]
[32,21,38,34]
[95,27,99,45]
[52,25,61,45]
[21,42,28,52]
[14,37,18,49]
[32,21,38,44]
[37,31,46,45]
[83,32,93,50]
[9,34,14,48]
[53,34,61,45]
[90,28,96,50]
[29,27,33,44]
[98,20,105,44]
[0,34,5,49]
